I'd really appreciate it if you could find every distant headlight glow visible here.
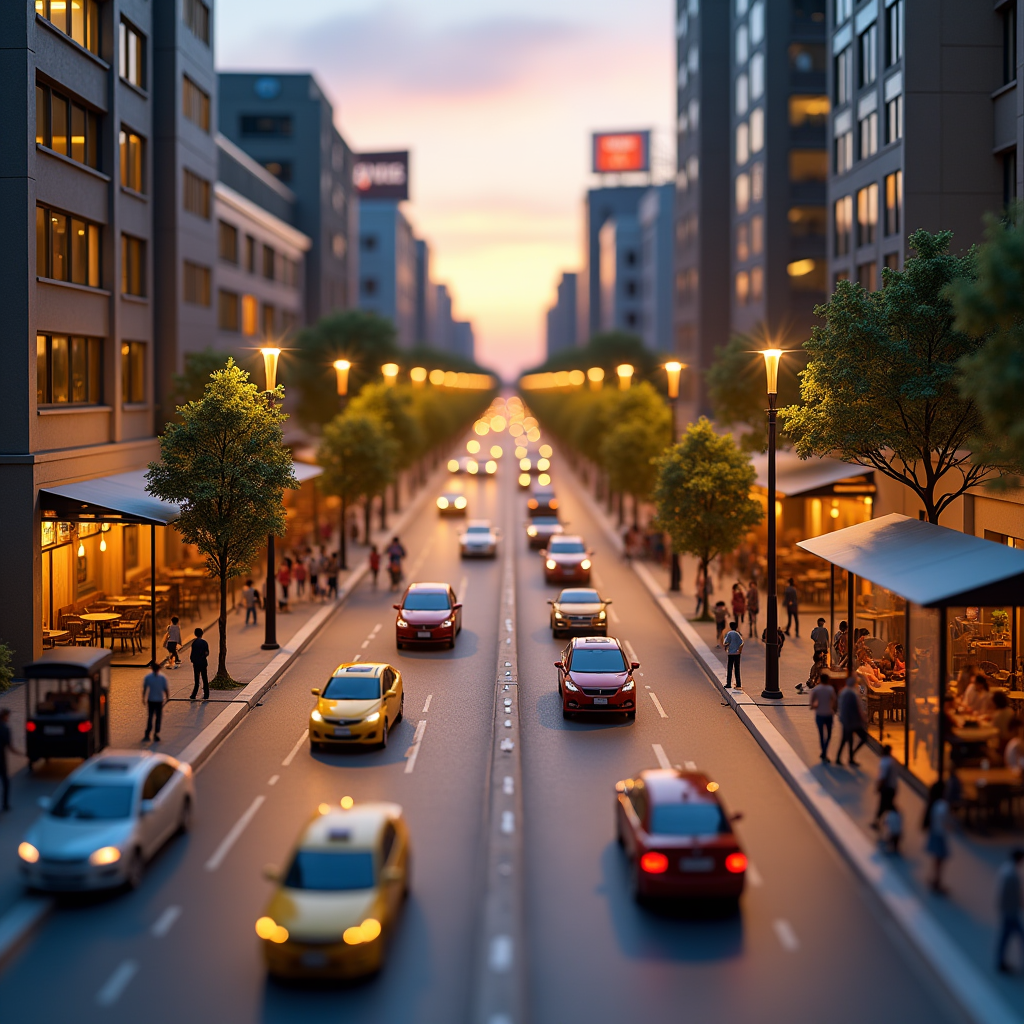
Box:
[447,459,459,472]
[436,497,449,509]
[563,677,579,692]
[580,559,591,570]
[364,711,380,723]
[18,843,39,864]
[89,846,121,866]
[454,496,467,509]
[546,560,557,570]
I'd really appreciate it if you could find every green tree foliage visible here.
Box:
[170,348,232,412]
[147,361,297,684]
[347,383,420,477]
[653,419,764,619]
[780,229,1003,523]
[524,331,661,386]
[0,641,13,692]
[952,211,1024,477]
[705,334,807,450]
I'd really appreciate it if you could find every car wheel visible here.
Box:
[627,711,636,722]
[396,641,404,651]
[396,692,405,723]
[379,719,389,750]
[448,638,455,650]
[310,740,321,753]
[178,796,193,834]
[125,849,144,890]
[562,709,572,720]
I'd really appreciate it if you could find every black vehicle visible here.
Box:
[527,489,558,516]
[23,647,111,765]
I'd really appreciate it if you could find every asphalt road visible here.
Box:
[0,437,964,1024]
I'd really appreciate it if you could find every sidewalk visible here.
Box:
[571,469,1023,1023]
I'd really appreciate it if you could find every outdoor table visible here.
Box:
[41,629,68,649]
[950,725,999,743]
[79,612,121,649]
[141,585,172,594]
[1006,692,1024,703]
[957,767,1021,787]
[108,598,151,608]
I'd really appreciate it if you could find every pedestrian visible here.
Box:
[713,601,728,647]
[731,583,746,625]
[386,536,407,592]
[694,567,706,616]
[872,743,898,829]
[881,805,903,855]
[0,708,22,811]
[326,554,339,599]
[811,617,830,659]
[723,620,744,689]
[835,674,868,767]
[369,544,381,588]
[761,624,786,655]
[995,848,1024,973]
[189,627,210,701]
[242,580,258,626]
[142,661,170,742]
[277,558,292,610]
[163,616,182,667]
[798,648,827,695]
[833,620,849,669]
[1004,720,1023,771]
[293,557,307,598]
[923,781,951,894]
[783,577,799,636]
[746,580,759,638]
[809,671,836,761]
[308,550,320,601]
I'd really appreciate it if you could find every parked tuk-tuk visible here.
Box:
[23,647,112,765]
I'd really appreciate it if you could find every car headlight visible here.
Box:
[455,496,467,509]
[256,916,289,944]
[311,709,324,723]
[546,560,557,570]
[436,497,449,509]
[563,677,579,692]
[598,610,606,619]
[554,611,564,619]
[621,679,635,692]
[397,618,408,627]
[364,711,381,723]
[89,846,121,866]
[18,842,39,864]
[441,617,453,627]
[580,559,591,570]
[343,918,382,945]
[527,526,537,537]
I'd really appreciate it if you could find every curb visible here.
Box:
[0,897,52,971]
[569,466,1022,1024]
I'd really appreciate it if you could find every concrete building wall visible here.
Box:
[639,183,676,353]
[453,321,475,361]
[545,272,578,358]
[584,186,647,339]
[357,199,417,348]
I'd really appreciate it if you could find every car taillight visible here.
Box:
[77,721,93,733]
[25,721,37,732]
[640,851,669,874]
[725,852,747,874]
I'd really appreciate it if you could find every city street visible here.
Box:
[0,449,965,1024]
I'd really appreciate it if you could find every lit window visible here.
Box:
[121,234,145,296]
[751,162,764,202]
[241,294,258,335]
[735,271,750,304]
[750,265,763,299]
[119,129,144,191]
[37,84,100,169]
[121,341,146,404]
[835,47,853,106]
[749,107,764,152]
[735,173,750,213]
[751,215,764,254]
[688,98,700,131]
[857,184,879,246]
[749,1,764,44]
[859,110,878,159]
[736,74,749,115]
[750,52,765,98]
[859,24,878,88]
[735,24,748,65]
[37,0,100,55]
[887,0,903,66]
[37,204,101,287]
[736,222,750,261]
[790,95,829,127]
[183,261,211,306]
[884,171,902,236]
[886,95,902,143]
[835,130,854,174]
[119,20,145,89]
[790,150,827,182]
[37,335,102,405]
[834,195,853,255]
[788,258,826,290]
[736,122,749,165]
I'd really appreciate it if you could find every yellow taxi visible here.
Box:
[309,663,404,752]
[257,801,410,980]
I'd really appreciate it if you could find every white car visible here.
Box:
[459,520,500,558]
[18,749,194,892]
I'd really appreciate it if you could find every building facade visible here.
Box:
[545,272,578,358]
[357,200,417,348]
[453,321,475,361]
[639,183,676,353]
[414,238,437,346]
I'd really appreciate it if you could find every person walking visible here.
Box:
[241,580,258,626]
[731,583,747,626]
[369,545,381,588]
[308,550,320,601]
[835,674,868,767]
[762,624,786,656]
[723,621,744,689]
[811,617,830,659]
[995,848,1024,973]
[277,558,292,610]
[809,672,836,761]
[746,580,759,638]
[386,536,407,592]
[872,744,898,829]
[142,662,170,743]
[326,554,339,600]
[163,616,182,667]
[0,708,22,812]
[923,781,951,894]
[189,627,211,701]
[694,567,707,617]
[713,601,728,647]
[833,620,850,669]
[783,578,799,637]
[293,557,307,599]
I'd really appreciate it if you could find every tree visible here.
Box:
[147,361,297,684]
[346,383,419,512]
[952,211,1024,477]
[653,419,763,620]
[317,412,397,565]
[780,229,1005,524]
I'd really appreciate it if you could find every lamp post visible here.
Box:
[587,367,605,391]
[381,362,399,386]
[410,366,427,387]
[761,348,783,699]
[616,363,634,390]
[664,361,684,592]
[259,346,281,651]
[333,359,351,403]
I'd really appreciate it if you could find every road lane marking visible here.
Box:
[489,935,513,972]
[503,776,514,795]
[773,919,799,951]
[96,960,138,1006]
[372,623,382,635]
[361,640,370,649]
[591,569,605,589]
[281,729,308,767]
[747,863,764,887]
[151,905,181,939]
[352,654,362,661]
[422,694,433,713]
[404,720,427,774]
[608,607,621,623]
[684,760,697,770]
[623,639,639,665]
[501,810,515,834]
[648,692,668,718]
[205,796,266,872]
[652,743,672,769]
[267,774,280,786]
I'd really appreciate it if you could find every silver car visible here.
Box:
[18,749,195,892]
[459,519,500,558]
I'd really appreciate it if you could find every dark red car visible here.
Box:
[615,768,747,905]
[555,636,637,720]
[394,583,462,650]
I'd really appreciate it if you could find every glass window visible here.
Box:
[121,341,146,404]
[1004,4,1018,85]
[37,0,101,55]
[36,84,100,169]
[70,218,88,285]
[749,107,764,152]
[245,236,256,273]
[749,0,764,44]
[736,221,750,261]
[119,20,145,89]
[322,673,381,700]
[751,214,764,254]
[857,183,878,246]
[37,205,100,286]
[789,206,825,238]
[119,129,144,191]
[859,24,877,88]
[183,168,210,219]
[835,0,852,23]
[50,211,68,280]
[835,47,853,105]
[790,149,827,182]
[650,802,725,835]
[35,84,47,146]
[37,335,101,405]
[262,303,275,338]
[183,0,211,45]
[735,122,749,165]
[884,170,902,236]
[401,591,451,610]
[262,244,276,280]
[857,260,877,291]
[688,98,700,131]
[121,234,145,296]
[751,264,763,298]
[886,95,902,143]
[835,130,853,173]
[859,110,878,159]
[218,221,238,263]
[568,647,627,673]
[736,74,749,115]
[735,173,750,213]
[750,52,765,98]
[50,784,133,820]
[735,24,748,65]
[183,261,211,306]
[834,195,853,255]
[241,294,258,335]
[50,92,68,155]
[183,76,211,132]
[550,540,586,554]
[218,290,239,331]
[790,95,829,127]
[284,851,375,891]
[887,0,904,67]
[735,270,750,304]
[788,258,826,290]
[239,115,292,136]
[751,161,763,202]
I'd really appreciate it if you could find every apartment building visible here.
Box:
[545,272,578,359]
[357,200,417,348]
[639,183,677,353]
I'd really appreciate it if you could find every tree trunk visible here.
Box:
[339,494,348,570]
[698,554,712,621]
[392,478,400,513]
[379,492,387,530]
[364,497,372,545]
[217,565,229,679]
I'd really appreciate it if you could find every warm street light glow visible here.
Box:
[568,369,585,387]
[664,360,683,399]
[587,366,605,391]
[429,369,445,385]
[616,363,634,390]
[762,349,783,396]
[381,362,399,385]
[333,359,351,396]
[77,540,85,557]
[410,366,427,386]
[467,439,481,453]
[260,347,281,391]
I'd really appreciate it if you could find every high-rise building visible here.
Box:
[357,200,417,348]
[453,321,475,361]
[433,284,455,352]
[639,184,677,353]
[545,272,578,358]
[414,238,437,345]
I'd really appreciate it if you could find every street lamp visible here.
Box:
[616,363,634,390]
[260,347,281,392]
[259,346,282,651]
[333,359,351,397]
[410,366,427,387]
[381,362,399,386]
[664,361,685,592]
[761,348,783,700]
[587,366,605,391]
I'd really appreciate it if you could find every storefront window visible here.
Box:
[907,604,940,785]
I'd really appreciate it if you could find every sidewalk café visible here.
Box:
[798,515,1024,816]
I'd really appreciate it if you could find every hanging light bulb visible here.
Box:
[77,541,85,557]
[99,536,107,552]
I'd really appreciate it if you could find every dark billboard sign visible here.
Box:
[352,151,410,200]
[592,131,651,174]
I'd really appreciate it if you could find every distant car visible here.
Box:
[309,663,404,751]
[436,491,468,515]
[615,768,746,906]
[257,802,410,980]
[527,489,559,515]
[526,516,564,550]
[18,749,194,892]
[555,636,638,720]
[542,536,592,585]
[459,519,499,559]
[394,582,462,649]
[548,587,610,638]
[447,457,480,476]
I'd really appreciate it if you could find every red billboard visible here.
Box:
[592,131,651,174]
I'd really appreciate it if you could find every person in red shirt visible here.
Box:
[277,558,292,610]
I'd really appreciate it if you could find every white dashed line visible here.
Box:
[648,691,668,718]
[489,935,513,972]
[459,576,468,603]
[150,905,181,939]
[773,919,800,951]
[747,862,764,887]
[422,694,433,713]
[608,606,621,623]
[352,654,362,661]
[503,775,514,795]
[404,720,427,774]
[267,774,280,786]
[591,569,605,589]
[501,810,515,834]
[684,760,697,770]
[361,640,370,649]
[622,639,639,665]
[652,743,672,769]
[281,729,308,767]
[96,960,138,1007]
[205,796,266,872]
[371,623,382,635]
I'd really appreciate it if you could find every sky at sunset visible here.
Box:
[216,0,675,378]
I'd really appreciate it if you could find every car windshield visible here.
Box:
[560,590,600,604]
[649,803,726,836]
[323,675,380,700]
[550,540,585,554]
[467,526,490,535]
[403,592,450,611]
[569,648,626,672]
[533,518,559,528]
[284,850,375,891]
[50,784,134,820]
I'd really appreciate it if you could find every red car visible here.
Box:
[615,768,747,905]
[555,636,637,719]
[542,535,592,584]
[394,583,462,650]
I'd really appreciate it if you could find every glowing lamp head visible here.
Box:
[663,360,684,399]
[762,349,783,396]
[616,364,634,390]
[436,497,450,510]
[587,366,605,392]
[260,347,281,392]
[410,366,427,386]
[381,362,399,385]
[333,359,351,396]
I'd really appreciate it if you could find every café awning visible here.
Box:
[39,461,323,527]
[797,513,1024,608]
[749,450,873,498]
